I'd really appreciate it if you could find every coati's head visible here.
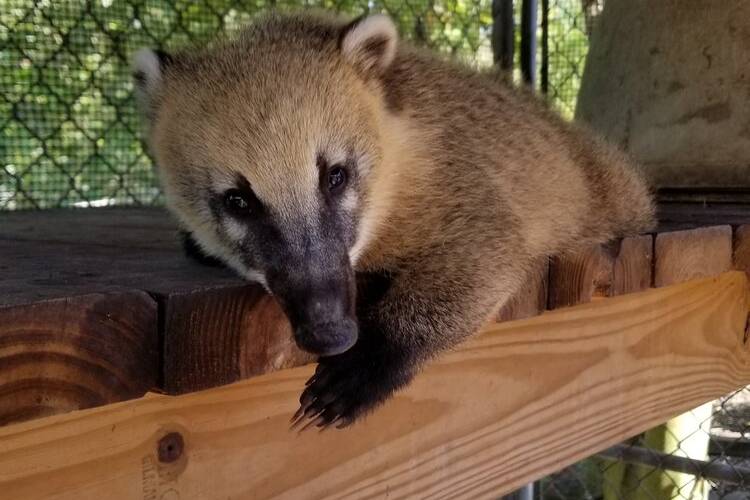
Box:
[133,12,400,356]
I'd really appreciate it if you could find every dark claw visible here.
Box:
[303,405,321,420]
[299,389,316,408]
[316,407,342,429]
[290,388,319,427]
[289,396,320,427]
[290,405,305,424]
[289,409,309,430]
[299,414,326,433]
[305,365,326,386]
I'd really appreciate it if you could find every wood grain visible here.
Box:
[0,272,747,500]
[162,286,313,394]
[612,235,654,295]
[1,208,313,401]
[0,208,244,307]
[654,225,732,287]
[0,293,158,426]
[497,258,549,322]
[646,224,734,500]
[548,235,653,309]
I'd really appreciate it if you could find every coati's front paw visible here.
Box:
[291,346,414,430]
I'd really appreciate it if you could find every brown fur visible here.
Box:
[135,10,655,427]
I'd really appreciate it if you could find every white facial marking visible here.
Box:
[326,147,348,167]
[222,218,247,242]
[349,220,373,265]
[211,173,238,195]
[341,190,357,212]
[242,268,270,291]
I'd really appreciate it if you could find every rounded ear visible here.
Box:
[132,48,172,120]
[339,14,398,78]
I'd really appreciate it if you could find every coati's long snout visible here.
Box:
[268,255,358,357]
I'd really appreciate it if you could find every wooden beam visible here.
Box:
[0,293,158,427]
[0,272,747,500]
[497,258,549,322]
[548,235,653,309]
[1,208,313,401]
[0,208,246,307]
[617,225,734,500]
[655,225,732,286]
[161,285,313,394]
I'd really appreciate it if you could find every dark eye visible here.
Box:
[328,166,347,192]
[224,189,252,215]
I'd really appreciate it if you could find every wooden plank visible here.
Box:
[1,204,745,307]
[162,286,313,394]
[640,224,734,499]
[548,244,615,308]
[612,235,654,294]
[655,225,732,287]
[733,225,750,278]
[497,258,548,322]
[1,208,310,404]
[548,235,653,309]
[0,208,244,307]
[0,293,158,427]
[0,272,746,500]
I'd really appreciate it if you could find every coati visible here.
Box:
[133,11,655,429]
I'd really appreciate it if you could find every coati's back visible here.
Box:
[374,45,655,261]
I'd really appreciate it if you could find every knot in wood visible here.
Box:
[158,432,184,463]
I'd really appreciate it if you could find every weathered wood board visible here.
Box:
[0,273,746,500]
[548,235,653,309]
[1,208,310,413]
[162,285,313,394]
[655,225,733,287]
[497,258,549,321]
[3,207,750,427]
[0,292,159,426]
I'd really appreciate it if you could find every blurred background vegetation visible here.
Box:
[0,0,592,209]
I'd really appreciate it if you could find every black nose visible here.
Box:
[267,255,358,357]
[294,317,358,356]
[276,283,358,356]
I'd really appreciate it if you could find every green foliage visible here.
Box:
[0,0,586,210]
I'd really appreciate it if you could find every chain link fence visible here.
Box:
[3,2,749,499]
[0,0,495,210]
[538,388,750,500]
[542,0,601,117]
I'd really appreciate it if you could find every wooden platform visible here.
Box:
[2,205,750,426]
[2,205,750,498]
[0,208,314,426]
[0,272,748,499]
